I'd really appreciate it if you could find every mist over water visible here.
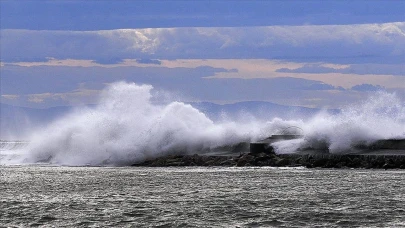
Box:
[1,82,404,166]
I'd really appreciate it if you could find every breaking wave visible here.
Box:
[273,92,405,154]
[1,82,404,166]
[1,82,265,165]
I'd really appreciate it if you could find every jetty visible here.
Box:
[133,135,405,169]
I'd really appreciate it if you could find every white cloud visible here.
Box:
[2,22,404,109]
[27,93,52,103]
[1,95,20,100]
[1,22,404,62]
[23,90,100,105]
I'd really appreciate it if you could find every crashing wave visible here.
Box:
[1,82,404,166]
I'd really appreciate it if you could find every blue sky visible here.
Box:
[1,1,404,109]
[2,1,404,29]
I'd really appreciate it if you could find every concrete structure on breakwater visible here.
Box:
[250,134,303,154]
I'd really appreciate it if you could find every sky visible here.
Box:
[1,0,404,109]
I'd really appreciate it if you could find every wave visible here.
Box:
[273,91,405,154]
[1,82,404,166]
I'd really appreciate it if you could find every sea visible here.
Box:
[1,165,405,227]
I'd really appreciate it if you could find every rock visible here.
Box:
[220,159,236,166]
[131,151,405,170]
[312,158,330,168]
[236,153,255,167]
[274,158,291,167]
[348,157,363,168]
[382,158,397,169]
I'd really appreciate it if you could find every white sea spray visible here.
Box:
[1,82,404,165]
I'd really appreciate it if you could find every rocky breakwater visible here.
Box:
[131,152,287,167]
[132,152,405,169]
[132,136,405,169]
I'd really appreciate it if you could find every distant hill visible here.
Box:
[189,101,339,121]
[0,103,72,139]
[0,102,339,139]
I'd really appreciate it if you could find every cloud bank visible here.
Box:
[277,63,405,76]
[1,22,404,63]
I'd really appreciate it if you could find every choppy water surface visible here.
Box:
[1,166,405,227]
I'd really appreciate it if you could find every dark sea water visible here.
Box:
[1,166,405,227]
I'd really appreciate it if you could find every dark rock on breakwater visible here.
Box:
[132,154,237,167]
[132,152,405,169]
[132,137,405,169]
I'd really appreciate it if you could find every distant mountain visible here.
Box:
[0,102,339,139]
[0,103,72,139]
[189,101,339,121]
